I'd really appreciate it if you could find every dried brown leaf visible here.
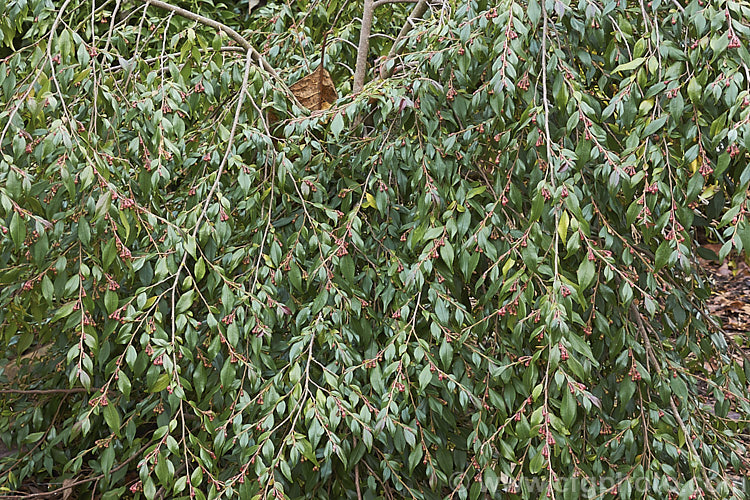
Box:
[289,65,337,111]
[62,477,75,500]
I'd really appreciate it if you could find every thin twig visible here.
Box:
[541,0,558,279]
[0,388,90,395]
[0,441,154,499]
[355,462,362,500]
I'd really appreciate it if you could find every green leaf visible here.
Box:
[176,290,194,313]
[642,114,669,137]
[577,258,595,289]
[52,302,76,322]
[527,0,541,25]
[613,57,646,73]
[440,240,454,268]
[566,333,598,366]
[103,404,121,435]
[529,449,545,474]
[687,77,702,103]
[557,210,569,244]
[331,112,344,138]
[419,364,432,390]
[150,374,170,393]
[655,241,673,271]
[340,255,355,284]
[10,212,25,248]
[562,390,577,428]
[671,376,688,402]
[117,371,131,399]
[220,360,236,388]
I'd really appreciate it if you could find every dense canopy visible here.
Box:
[1,0,749,498]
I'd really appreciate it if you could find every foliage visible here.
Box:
[1,0,750,498]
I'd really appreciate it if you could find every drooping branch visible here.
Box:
[631,305,719,499]
[144,0,279,79]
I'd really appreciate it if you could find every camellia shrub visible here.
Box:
[1,0,749,498]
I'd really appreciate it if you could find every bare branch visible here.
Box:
[144,0,279,79]
[388,0,429,58]
[107,46,245,73]
[353,0,376,93]
[373,0,418,8]
[378,0,429,80]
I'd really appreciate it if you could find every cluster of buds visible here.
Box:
[559,344,569,361]
[139,136,151,166]
[541,187,551,200]
[82,313,95,326]
[364,356,381,369]
[727,143,741,158]
[108,305,127,322]
[25,136,42,153]
[251,323,269,338]
[219,208,230,222]
[629,363,642,381]
[728,31,741,49]
[89,393,108,407]
[118,243,132,260]
[540,425,556,446]
[194,81,205,93]
[105,274,120,290]
[119,197,135,210]
[517,73,530,91]
[335,238,349,256]
[221,310,236,325]
[158,145,173,161]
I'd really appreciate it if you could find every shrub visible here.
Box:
[0,0,748,498]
